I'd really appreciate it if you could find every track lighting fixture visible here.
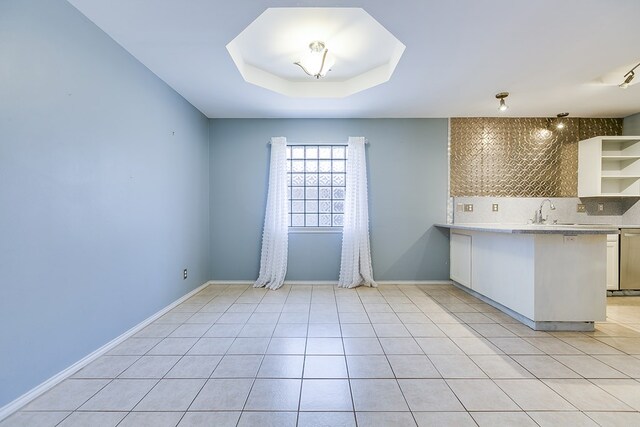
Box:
[545,113,569,134]
[619,62,640,89]
[495,92,509,112]
[554,112,569,129]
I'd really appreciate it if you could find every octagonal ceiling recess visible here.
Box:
[226,8,405,98]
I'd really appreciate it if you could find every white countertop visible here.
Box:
[436,223,620,234]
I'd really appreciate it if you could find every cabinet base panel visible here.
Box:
[451,282,596,332]
[608,289,640,296]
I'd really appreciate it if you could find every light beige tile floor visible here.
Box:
[3,285,640,426]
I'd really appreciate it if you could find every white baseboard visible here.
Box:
[208,280,338,286]
[377,280,453,285]
[0,281,211,422]
[208,280,453,286]
[208,280,254,285]
[284,281,338,285]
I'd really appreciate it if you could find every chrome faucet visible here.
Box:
[533,199,556,224]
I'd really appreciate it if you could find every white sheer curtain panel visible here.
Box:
[254,137,289,290]
[338,137,377,288]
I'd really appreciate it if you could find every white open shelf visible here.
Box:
[579,136,640,197]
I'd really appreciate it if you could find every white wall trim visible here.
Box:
[208,280,254,285]
[377,280,453,285]
[208,280,337,286]
[208,280,453,286]
[0,281,211,422]
[284,281,339,286]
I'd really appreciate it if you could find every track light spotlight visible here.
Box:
[496,92,509,112]
[620,62,640,89]
[545,113,569,134]
[555,112,569,130]
[620,71,635,89]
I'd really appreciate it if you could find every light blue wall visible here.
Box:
[0,0,210,407]
[624,112,640,135]
[209,119,450,282]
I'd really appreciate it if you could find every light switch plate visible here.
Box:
[464,204,474,212]
[492,203,499,212]
[577,204,586,213]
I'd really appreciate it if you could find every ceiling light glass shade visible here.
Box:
[294,41,335,79]
[498,99,508,111]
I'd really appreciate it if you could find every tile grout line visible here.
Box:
[336,285,358,427]
[233,284,276,426]
[60,286,231,426]
[414,285,523,424]
[182,286,240,422]
[120,284,230,427]
[367,285,417,423]
[400,286,437,426]
[293,291,308,427]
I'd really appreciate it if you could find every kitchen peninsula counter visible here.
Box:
[438,223,618,234]
[436,223,617,331]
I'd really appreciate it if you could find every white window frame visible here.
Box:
[287,142,347,233]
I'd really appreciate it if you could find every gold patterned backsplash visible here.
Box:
[450,117,623,197]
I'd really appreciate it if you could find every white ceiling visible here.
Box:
[68,0,640,119]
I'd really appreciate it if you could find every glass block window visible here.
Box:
[287,145,346,227]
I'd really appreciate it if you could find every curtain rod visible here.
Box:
[267,140,369,145]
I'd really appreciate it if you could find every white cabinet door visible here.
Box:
[606,234,619,290]
[450,232,472,288]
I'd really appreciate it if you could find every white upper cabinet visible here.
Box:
[578,136,640,197]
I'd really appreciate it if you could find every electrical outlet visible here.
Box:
[492,203,499,212]
[456,203,464,212]
[577,204,586,213]
[598,203,604,212]
[564,235,577,243]
[464,204,474,212]
[183,269,188,280]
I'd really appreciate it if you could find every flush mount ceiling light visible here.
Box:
[620,62,640,88]
[495,92,509,112]
[294,41,335,79]
[226,8,405,98]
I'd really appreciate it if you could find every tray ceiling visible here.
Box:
[67,0,640,118]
